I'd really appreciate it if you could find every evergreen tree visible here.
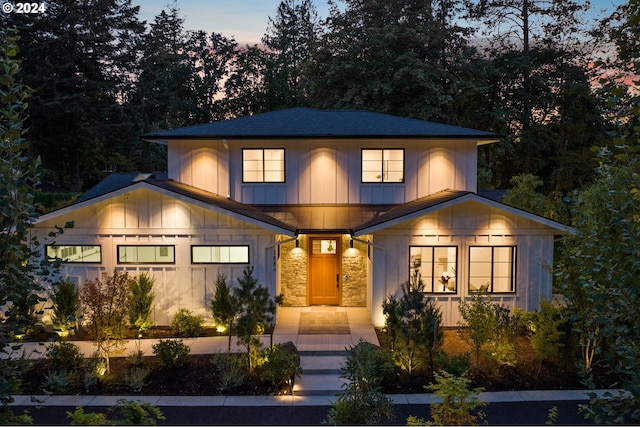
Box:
[210,274,239,357]
[5,0,145,191]
[262,0,320,109]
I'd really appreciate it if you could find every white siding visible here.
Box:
[369,201,558,327]
[33,188,276,326]
[202,138,480,205]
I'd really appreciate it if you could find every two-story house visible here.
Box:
[33,108,567,327]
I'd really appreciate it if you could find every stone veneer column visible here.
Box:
[280,235,308,306]
[341,235,367,306]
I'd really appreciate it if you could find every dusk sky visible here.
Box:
[132,0,622,46]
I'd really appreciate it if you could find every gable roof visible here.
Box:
[142,107,503,145]
[353,189,570,236]
[75,172,168,203]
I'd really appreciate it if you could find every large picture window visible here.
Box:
[46,245,101,263]
[117,245,175,264]
[362,149,404,183]
[191,245,250,264]
[243,148,285,182]
[469,246,516,293]
[409,246,457,293]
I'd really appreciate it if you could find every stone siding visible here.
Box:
[341,236,367,306]
[280,235,308,306]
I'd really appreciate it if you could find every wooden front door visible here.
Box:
[309,237,340,305]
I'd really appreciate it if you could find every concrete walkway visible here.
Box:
[7,306,619,412]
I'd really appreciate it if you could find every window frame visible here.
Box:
[117,245,176,265]
[361,148,405,183]
[190,245,250,265]
[468,245,517,294]
[242,148,286,183]
[45,245,102,263]
[409,245,458,294]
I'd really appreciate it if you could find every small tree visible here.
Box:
[127,272,155,336]
[458,293,497,375]
[407,371,486,426]
[233,266,278,371]
[80,270,131,373]
[210,273,238,357]
[50,279,79,337]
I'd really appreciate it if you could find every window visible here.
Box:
[243,149,285,182]
[191,245,250,264]
[469,246,516,293]
[409,246,457,293]
[117,245,175,264]
[362,149,404,182]
[46,245,101,263]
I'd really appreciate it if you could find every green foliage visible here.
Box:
[127,273,155,334]
[257,342,302,395]
[504,174,568,222]
[34,191,79,213]
[67,406,110,426]
[50,279,79,336]
[211,353,247,393]
[408,371,486,426]
[233,266,278,371]
[326,340,395,425]
[67,400,165,426]
[527,300,568,375]
[80,270,131,373]
[383,276,444,376]
[45,341,84,373]
[171,308,204,337]
[152,339,190,368]
[435,350,472,377]
[41,369,69,394]
[0,28,67,416]
[125,366,151,393]
[210,273,238,356]
[458,294,517,375]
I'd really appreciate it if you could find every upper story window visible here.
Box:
[243,148,285,182]
[46,245,102,263]
[362,149,404,183]
[117,245,175,264]
[469,246,516,293]
[409,246,457,293]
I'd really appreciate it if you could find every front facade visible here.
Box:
[33,108,567,327]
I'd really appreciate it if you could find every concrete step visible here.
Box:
[300,354,346,374]
[294,373,347,396]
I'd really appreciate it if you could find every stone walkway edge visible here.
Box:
[9,389,623,407]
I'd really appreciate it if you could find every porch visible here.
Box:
[272,306,380,352]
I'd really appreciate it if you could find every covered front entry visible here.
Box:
[308,237,341,305]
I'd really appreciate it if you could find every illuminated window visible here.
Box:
[409,246,457,293]
[243,149,285,182]
[469,246,516,293]
[311,239,337,254]
[46,245,102,263]
[117,245,175,264]
[362,149,404,182]
[191,245,250,264]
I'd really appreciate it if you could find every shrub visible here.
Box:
[326,339,395,425]
[110,399,165,425]
[212,353,247,393]
[152,339,190,368]
[171,308,204,337]
[407,371,486,426]
[50,279,79,336]
[42,369,69,394]
[127,273,155,335]
[127,349,145,367]
[257,342,302,394]
[67,406,110,425]
[458,293,497,375]
[45,341,84,373]
[210,274,238,356]
[125,366,151,393]
[435,350,472,377]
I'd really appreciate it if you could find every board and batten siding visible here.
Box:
[33,188,276,326]
[167,138,479,205]
[369,201,558,327]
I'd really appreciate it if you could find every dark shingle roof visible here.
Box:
[142,107,503,141]
[76,172,167,203]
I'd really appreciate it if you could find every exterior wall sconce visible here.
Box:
[350,238,354,248]
[295,238,299,248]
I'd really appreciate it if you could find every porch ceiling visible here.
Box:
[253,204,393,233]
